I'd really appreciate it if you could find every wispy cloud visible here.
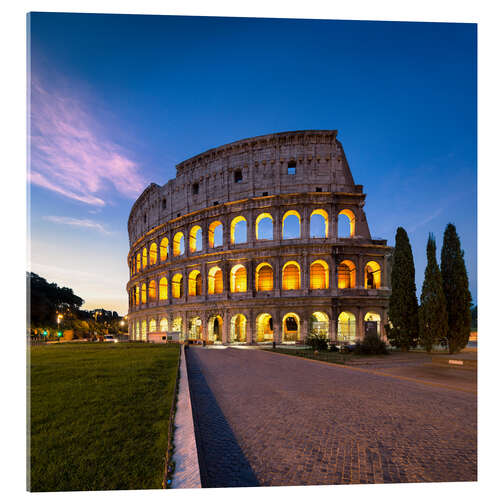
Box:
[408,208,444,233]
[29,76,147,206]
[43,215,112,235]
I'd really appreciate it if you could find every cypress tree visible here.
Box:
[440,223,472,354]
[387,227,419,350]
[419,234,448,352]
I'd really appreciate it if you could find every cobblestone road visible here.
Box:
[186,346,477,487]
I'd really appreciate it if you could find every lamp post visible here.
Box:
[57,313,63,341]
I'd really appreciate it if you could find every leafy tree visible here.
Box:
[419,234,448,352]
[387,227,419,350]
[440,224,473,353]
[470,305,477,330]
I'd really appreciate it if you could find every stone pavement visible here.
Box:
[186,346,477,487]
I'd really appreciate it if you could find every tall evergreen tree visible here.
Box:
[440,223,472,354]
[387,227,419,350]
[419,234,448,352]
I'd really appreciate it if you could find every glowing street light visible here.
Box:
[57,313,63,341]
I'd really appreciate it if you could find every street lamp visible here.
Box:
[57,313,63,340]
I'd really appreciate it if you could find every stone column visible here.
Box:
[248,260,255,295]
[273,209,281,241]
[222,311,229,344]
[302,209,310,240]
[274,310,282,344]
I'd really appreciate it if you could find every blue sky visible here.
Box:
[28,13,477,315]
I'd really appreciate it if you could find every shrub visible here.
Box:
[353,333,388,355]
[305,333,329,351]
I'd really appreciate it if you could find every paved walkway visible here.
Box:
[186,346,476,487]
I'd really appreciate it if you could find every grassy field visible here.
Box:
[29,342,180,492]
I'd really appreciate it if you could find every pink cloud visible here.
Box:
[29,77,147,206]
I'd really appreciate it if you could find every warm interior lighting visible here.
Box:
[364,312,381,334]
[141,283,147,304]
[160,237,168,261]
[160,317,168,332]
[282,210,301,239]
[256,262,273,291]
[282,261,301,290]
[142,247,148,268]
[230,314,247,343]
[208,315,223,342]
[208,266,223,294]
[256,313,273,342]
[230,264,247,292]
[282,313,300,342]
[310,260,329,289]
[338,311,356,341]
[189,226,203,253]
[149,242,158,265]
[173,232,185,256]
[159,277,168,300]
[338,209,355,237]
[149,318,157,333]
[338,260,356,289]
[364,261,381,289]
[188,269,202,296]
[208,220,223,248]
[172,273,184,298]
[310,209,329,238]
[255,212,273,240]
[230,216,247,244]
[149,279,157,300]
[310,311,329,337]
[136,253,141,272]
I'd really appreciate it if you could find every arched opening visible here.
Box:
[135,285,139,306]
[310,311,329,337]
[136,253,141,272]
[141,320,147,341]
[230,314,247,343]
[149,318,157,333]
[159,277,168,300]
[189,226,203,253]
[282,261,301,290]
[255,262,273,291]
[338,209,355,238]
[149,243,158,265]
[208,221,223,248]
[282,210,301,239]
[230,216,247,244]
[160,237,168,261]
[282,313,300,342]
[148,280,157,300]
[208,315,223,343]
[365,261,382,289]
[160,318,168,332]
[310,260,329,289]
[310,209,329,238]
[188,317,202,340]
[338,311,356,342]
[188,270,202,296]
[364,312,381,335]
[230,264,247,293]
[141,283,147,304]
[208,266,223,294]
[172,317,183,340]
[338,260,356,289]
[172,273,184,298]
[142,247,148,268]
[173,232,185,256]
[256,313,274,343]
[255,213,273,240]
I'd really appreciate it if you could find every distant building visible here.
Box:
[126,130,392,344]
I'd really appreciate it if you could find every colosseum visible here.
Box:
[126,130,392,345]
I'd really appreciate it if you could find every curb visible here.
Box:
[262,349,477,394]
[171,346,202,489]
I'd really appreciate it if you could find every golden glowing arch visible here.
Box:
[338,209,356,237]
[159,277,168,300]
[135,285,139,305]
[148,280,156,300]
[338,260,356,289]
[230,264,247,293]
[208,315,223,342]
[365,261,381,289]
[282,312,300,342]
[160,317,168,332]
[160,237,168,261]
[255,212,273,240]
[142,247,148,268]
[255,262,273,291]
[364,312,381,334]
[338,311,356,341]
[136,252,141,272]
[208,266,223,294]
[149,243,158,265]
[282,210,301,239]
[256,313,274,342]
[149,318,157,333]
[208,220,223,248]
[282,261,301,290]
[230,216,247,244]
[310,260,329,289]
[172,273,184,298]
[188,269,202,296]
[230,314,247,343]
[310,209,329,238]
[173,232,185,256]
[189,226,202,253]
[141,283,147,304]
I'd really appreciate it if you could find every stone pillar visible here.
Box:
[246,310,253,344]
[303,254,309,291]
[356,256,363,289]
[301,315,308,342]
[332,211,338,242]
[302,209,310,240]
[274,310,282,344]
[273,209,281,241]
[222,311,229,344]
[248,260,255,295]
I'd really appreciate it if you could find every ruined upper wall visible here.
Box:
[128,130,359,243]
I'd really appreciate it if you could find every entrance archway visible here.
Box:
[230,314,247,343]
[208,315,223,343]
[256,313,274,343]
[282,313,300,342]
[310,311,329,337]
[188,317,202,340]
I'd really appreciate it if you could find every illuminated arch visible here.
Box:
[208,315,223,343]
[364,312,382,334]
[310,311,329,337]
[141,320,147,340]
[338,209,356,238]
[338,311,356,341]
[189,226,203,253]
[172,273,184,298]
[135,321,139,341]
[230,264,247,293]
[310,260,329,289]
[255,213,273,240]
[188,317,202,340]
[282,210,301,239]
[142,247,148,268]
[282,313,300,342]
[149,318,157,333]
[256,313,274,343]
[230,314,247,343]
[230,216,247,244]
[148,280,157,300]
[310,209,329,238]
[159,277,168,300]
[188,269,202,296]
[282,261,301,290]
[149,242,158,265]
[338,260,356,289]
[173,232,185,256]
[255,262,273,291]
[208,221,223,248]
[365,261,382,289]
[208,266,223,294]
[160,317,168,332]
[136,253,141,272]
[135,285,139,306]
[172,317,182,335]
[160,237,168,261]
[141,283,147,304]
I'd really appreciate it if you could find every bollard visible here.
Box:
[272,341,276,349]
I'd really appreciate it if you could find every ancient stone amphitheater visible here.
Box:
[126,130,392,344]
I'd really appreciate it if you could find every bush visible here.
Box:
[305,333,329,351]
[353,333,389,355]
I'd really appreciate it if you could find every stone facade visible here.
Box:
[126,130,392,344]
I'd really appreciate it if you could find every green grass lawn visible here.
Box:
[270,347,355,364]
[29,342,180,492]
